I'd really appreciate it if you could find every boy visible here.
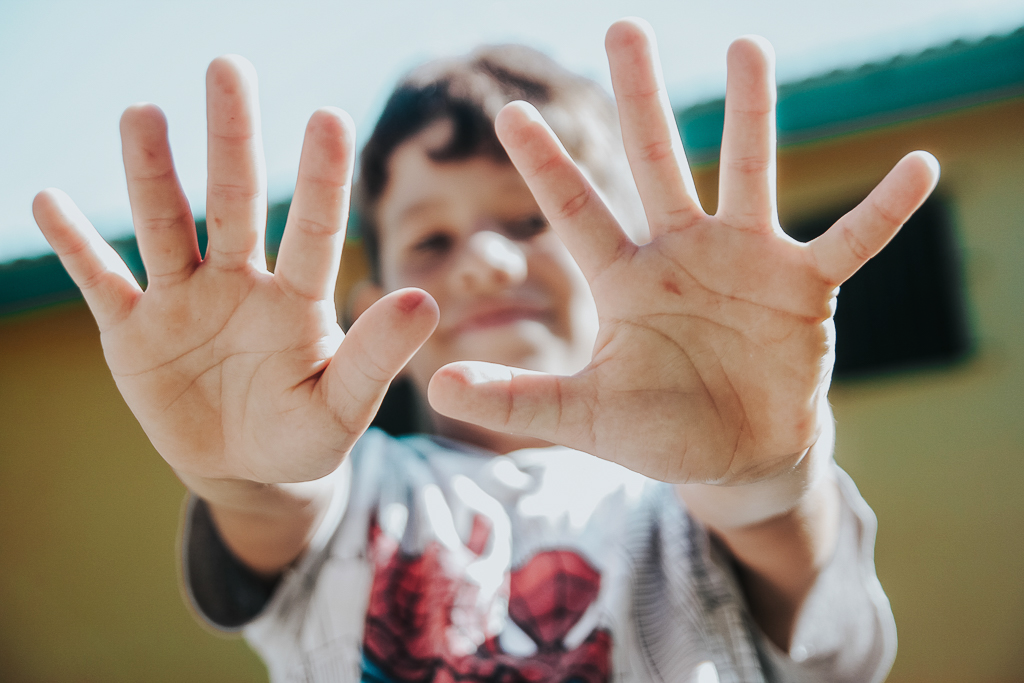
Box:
[32,18,937,683]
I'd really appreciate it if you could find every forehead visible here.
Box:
[376,122,538,237]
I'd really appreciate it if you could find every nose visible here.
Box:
[451,230,528,294]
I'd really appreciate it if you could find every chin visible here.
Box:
[455,323,567,371]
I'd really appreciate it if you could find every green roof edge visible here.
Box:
[0,202,290,318]
[677,26,1024,164]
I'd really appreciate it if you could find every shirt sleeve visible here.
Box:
[179,457,353,633]
[180,495,284,630]
[631,465,897,683]
[753,465,898,683]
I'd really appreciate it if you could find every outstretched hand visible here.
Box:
[428,19,939,487]
[34,56,438,487]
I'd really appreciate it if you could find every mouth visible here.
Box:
[452,303,549,333]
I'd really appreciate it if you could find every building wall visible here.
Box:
[770,97,1022,683]
[0,303,266,680]
[0,97,1021,681]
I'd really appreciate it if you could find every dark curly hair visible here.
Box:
[354,43,644,283]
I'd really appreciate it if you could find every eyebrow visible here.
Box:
[392,198,447,225]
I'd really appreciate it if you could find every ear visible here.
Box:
[345,280,385,328]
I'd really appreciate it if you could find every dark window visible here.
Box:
[787,194,972,379]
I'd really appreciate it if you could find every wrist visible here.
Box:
[175,466,342,521]
[706,473,842,651]
[675,401,843,651]
[676,400,836,531]
[177,464,348,577]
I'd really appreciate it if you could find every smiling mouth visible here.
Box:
[455,306,548,333]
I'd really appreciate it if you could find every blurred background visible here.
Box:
[1,0,1023,680]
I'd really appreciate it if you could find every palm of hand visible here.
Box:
[102,268,346,483]
[428,22,938,485]
[577,218,834,483]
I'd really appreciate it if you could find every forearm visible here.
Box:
[706,474,840,651]
[675,407,840,651]
[177,467,345,578]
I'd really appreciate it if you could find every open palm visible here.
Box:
[428,20,938,485]
[34,56,438,486]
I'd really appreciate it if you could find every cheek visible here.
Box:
[535,240,599,345]
[568,275,600,350]
[381,251,448,305]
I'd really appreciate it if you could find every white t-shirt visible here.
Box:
[183,428,896,683]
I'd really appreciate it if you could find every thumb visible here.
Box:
[321,288,438,428]
[428,361,592,449]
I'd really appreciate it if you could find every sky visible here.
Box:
[2,0,1023,262]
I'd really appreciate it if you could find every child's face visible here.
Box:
[374,120,600,419]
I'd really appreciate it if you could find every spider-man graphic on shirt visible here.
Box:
[361,514,612,683]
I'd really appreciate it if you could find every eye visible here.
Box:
[413,232,454,254]
[503,214,548,241]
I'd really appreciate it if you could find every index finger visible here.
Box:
[495,102,634,283]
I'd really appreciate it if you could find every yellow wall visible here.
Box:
[0,304,266,680]
[779,98,1023,683]
[1,98,1021,681]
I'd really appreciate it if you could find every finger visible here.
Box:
[716,36,778,231]
[428,361,592,451]
[274,108,355,301]
[322,288,439,427]
[32,189,142,329]
[205,55,267,270]
[495,101,634,282]
[120,104,201,284]
[809,151,940,285]
[605,18,704,234]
